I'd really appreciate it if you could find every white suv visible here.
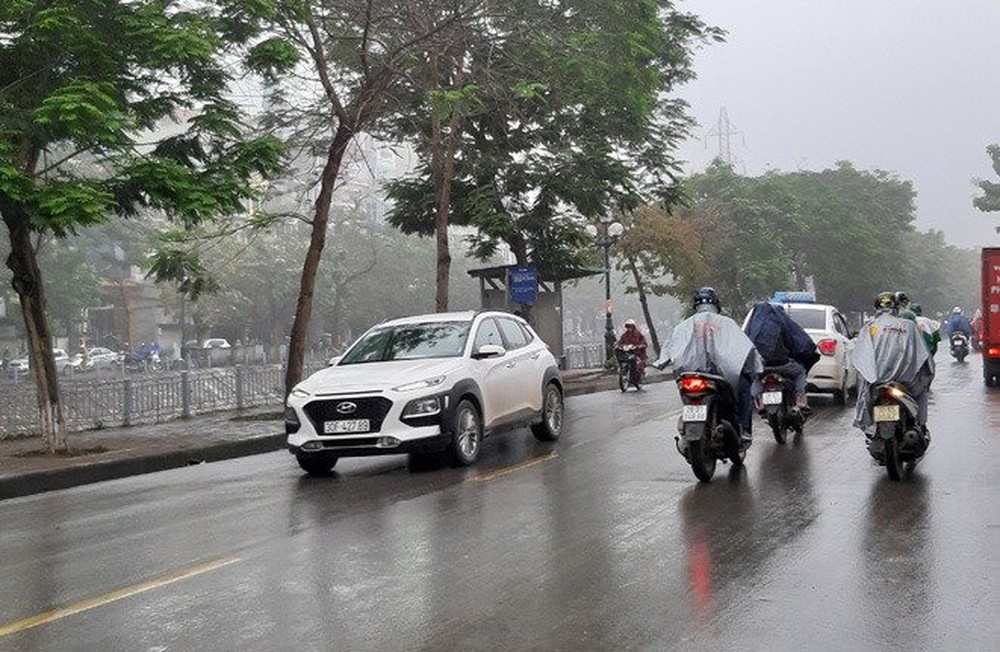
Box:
[285,311,564,475]
[744,293,858,405]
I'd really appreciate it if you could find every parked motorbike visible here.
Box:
[757,369,804,445]
[616,344,642,392]
[949,333,969,362]
[675,371,749,482]
[866,381,929,480]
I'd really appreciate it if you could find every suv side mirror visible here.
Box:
[473,344,506,359]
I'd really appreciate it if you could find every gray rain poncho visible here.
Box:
[661,311,763,389]
[851,311,934,431]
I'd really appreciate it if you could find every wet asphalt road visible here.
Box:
[1,355,997,651]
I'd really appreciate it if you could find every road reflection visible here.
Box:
[679,469,756,632]
[859,474,934,647]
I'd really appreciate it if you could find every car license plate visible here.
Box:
[324,419,370,434]
[873,405,899,422]
[762,391,783,406]
[682,405,707,422]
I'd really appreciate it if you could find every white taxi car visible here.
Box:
[768,292,858,405]
[285,311,564,475]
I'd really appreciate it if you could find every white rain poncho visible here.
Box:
[851,312,934,387]
[851,311,934,431]
[661,311,762,389]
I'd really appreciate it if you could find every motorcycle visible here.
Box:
[757,369,804,445]
[616,344,643,392]
[866,380,929,480]
[949,333,969,362]
[675,371,749,482]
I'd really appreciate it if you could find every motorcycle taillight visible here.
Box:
[679,376,713,394]
[881,385,907,401]
[763,373,782,388]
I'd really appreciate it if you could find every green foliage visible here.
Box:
[974,144,1000,213]
[642,161,930,319]
[383,0,722,274]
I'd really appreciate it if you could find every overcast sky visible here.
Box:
[675,0,1000,249]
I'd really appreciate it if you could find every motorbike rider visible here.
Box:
[943,306,972,339]
[852,291,934,440]
[971,309,983,349]
[744,299,820,414]
[656,287,763,441]
[895,292,917,322]
[911,304,941,355]
[615,318,648,377]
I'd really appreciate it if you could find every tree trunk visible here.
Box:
[284,123,353,397]
[627,254,661,357]
[2,204,68,452]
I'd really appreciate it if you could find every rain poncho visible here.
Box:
[662,311,763,389]
[851,311,934,431]
[744,301,820,371]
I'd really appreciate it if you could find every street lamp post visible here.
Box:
[586,220,625,363]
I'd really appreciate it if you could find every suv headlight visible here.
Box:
[402,395,444,420]
[393,375,446,393]
[290,387,311,399]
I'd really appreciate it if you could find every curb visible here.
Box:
[0,434,286,501]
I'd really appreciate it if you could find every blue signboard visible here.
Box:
[508,266,538,305]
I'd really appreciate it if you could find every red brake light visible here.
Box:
[987,346,1000,358]
[679,376,712,393]
[817,338,837,356]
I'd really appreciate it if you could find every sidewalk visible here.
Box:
[0,367,672,500]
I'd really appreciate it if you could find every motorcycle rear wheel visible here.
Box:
[768,413,787,445]
[618,365,629,392]
[688,437,716,482]
[884,435,904,481]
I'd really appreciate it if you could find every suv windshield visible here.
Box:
[340,322,471,363]
[786,306,827,330]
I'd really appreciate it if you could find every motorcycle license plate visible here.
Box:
[873,405,899,422]
[682,405,707,422]
[762,391,783,406]
[324,419,370,434]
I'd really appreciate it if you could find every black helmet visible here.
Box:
[894,291,910,307]
[874,291,898,311]
[693,286,721,312]
[912,303,923,316]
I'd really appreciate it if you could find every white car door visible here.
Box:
[470,317,517,428]
[495,316,537,418]
[833,311,857,388]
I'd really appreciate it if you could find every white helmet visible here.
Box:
[624,318,636,327]
[952,306,962,314]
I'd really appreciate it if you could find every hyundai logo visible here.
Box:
[335,401,357,415]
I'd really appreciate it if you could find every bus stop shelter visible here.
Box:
[468,264,602,369]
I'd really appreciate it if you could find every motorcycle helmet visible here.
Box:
[894,291,910,307]
[693,286,721,313]
[952,306,962,314]
[874,291,897,312]
[911,303,923,316]
[624,318,636,329]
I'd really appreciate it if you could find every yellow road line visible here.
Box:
[472,452,557,482]
[0,557,240,638]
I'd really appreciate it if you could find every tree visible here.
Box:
[253,0,489,396]
[385,0,723,293]
[974,143,1000,215]
[0,1,284,451]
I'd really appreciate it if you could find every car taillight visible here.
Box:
[679,376,713,393]
[987,346,1000,358]
[817,338,837,356]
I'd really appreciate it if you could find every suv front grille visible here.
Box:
[303,396,393,434]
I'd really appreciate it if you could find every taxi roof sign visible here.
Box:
[771,291,816,303]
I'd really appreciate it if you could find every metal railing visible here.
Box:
[0,345,607,437]
[0,362,327,437]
